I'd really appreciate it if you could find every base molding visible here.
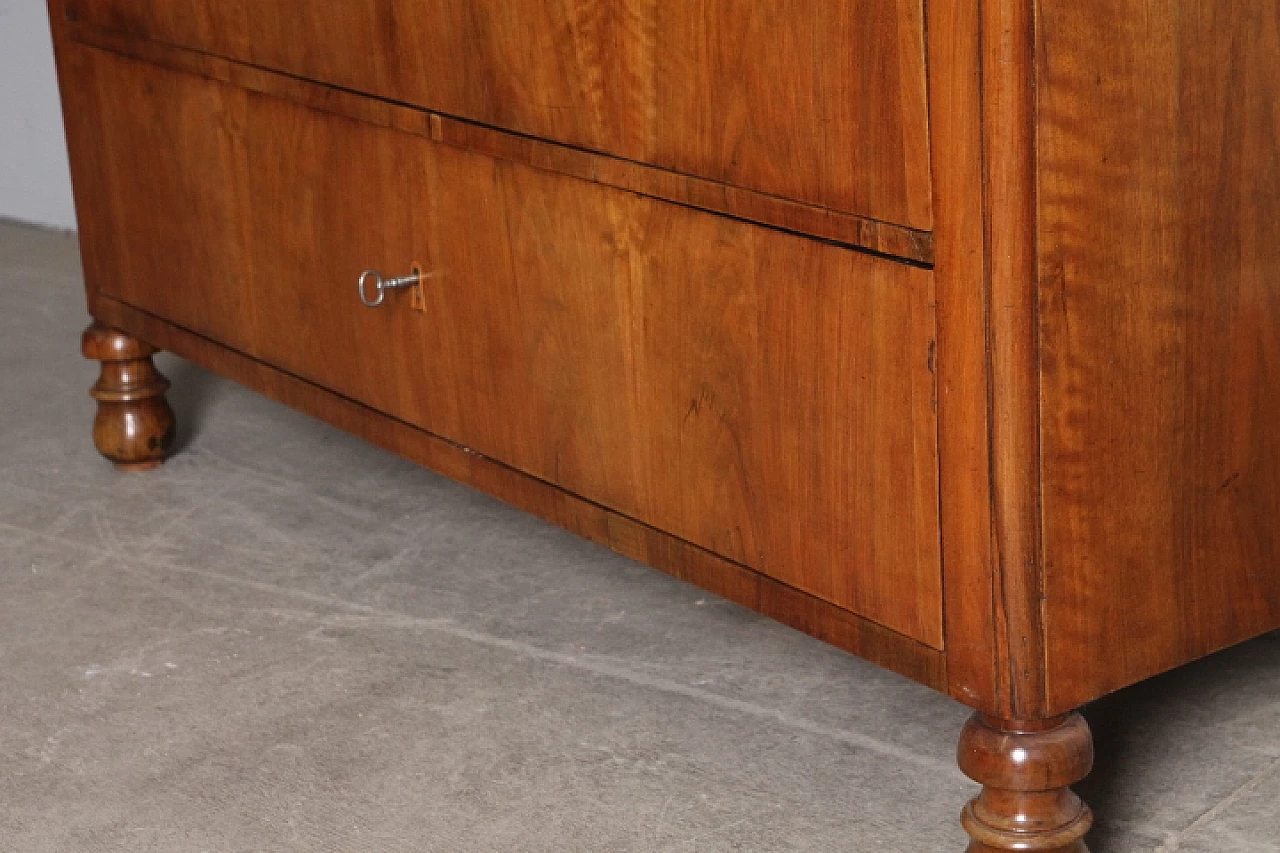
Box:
[89,296,949,691]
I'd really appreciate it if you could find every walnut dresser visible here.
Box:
[48,2,1280,850]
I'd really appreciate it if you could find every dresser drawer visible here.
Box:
[63,0,934,231]
[67,47,943,647]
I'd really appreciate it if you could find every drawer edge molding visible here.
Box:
[66,20,935,267]
[90,293,950,690]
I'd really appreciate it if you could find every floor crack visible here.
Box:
[1154,755,1280,852]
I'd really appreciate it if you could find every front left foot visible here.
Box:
[82,322,176,471]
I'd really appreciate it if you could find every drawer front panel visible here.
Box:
[67,47,944,647]
[64,0,934,230]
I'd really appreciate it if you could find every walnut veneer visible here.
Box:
[50,1,1280,848]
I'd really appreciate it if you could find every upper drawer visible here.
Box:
[63,0,934,230]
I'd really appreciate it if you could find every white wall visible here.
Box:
[0,1,76,230]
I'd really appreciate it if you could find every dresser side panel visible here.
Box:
[1038,1,1280,711]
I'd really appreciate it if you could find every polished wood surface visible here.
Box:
[926,0,1000,714]
[64,0,934,229]
[48,0,1280,846]
[1037,1,1280,712]
[64,46,945,648]
[979,0,1050,722]
[81,322,175,471]
[958,714,1094,853]
[63,21,935,267]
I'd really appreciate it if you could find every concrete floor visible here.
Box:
[0,218,1276,852]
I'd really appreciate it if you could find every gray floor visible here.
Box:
[0,219,1276,852]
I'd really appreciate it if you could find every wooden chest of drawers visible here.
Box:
[50,1,1280,849]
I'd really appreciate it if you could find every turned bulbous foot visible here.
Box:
[81,323,176,471]
[958,712,1094,852]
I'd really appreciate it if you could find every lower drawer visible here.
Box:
[66,46,945,648]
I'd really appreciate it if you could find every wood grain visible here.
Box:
[62,21,934,265]
[49,0,1280,840]
[65,46,945,648]
[1038,1,1280,711]
[927,0,1002,715]
[981,0,1049,720]
[61,0,934,229]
